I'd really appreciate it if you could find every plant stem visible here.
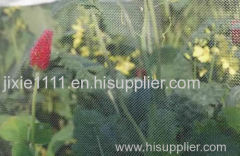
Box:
[31,72,39,146]
[208,55,216,82]
[147,0,162,79]
[117,0,136,39]
[147,0,160,46]
[96,135,104,156]
[163,0,170,18]
[193,59,197,79]
[11,29,20,65]
[141,0,151,75]
[91,12,108,55]
[118,96,147,144]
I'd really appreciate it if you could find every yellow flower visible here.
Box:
[211,47,220,55]
[194,38,199,44]
[115,60,135,75]
[188,42,192,48]
[3,7,19,17]
[193,46,211,63]
[228,59,239,75]
[94,51,105,56]
[220,58,230,69]
[215,34,228,53]
[184,53,191,60]
[199,68,208,77]
[204,28,211,34]
[220,56,239,75]
[130,49,141,58]
[80,46,90,57]
[152,73,157,80]
[72,19,84,49]
[110,56,135,75]
[71,48,77,55]
[232,46,238,53]
[199,39,207,47]
[16,18,26,30]
[193,46,203,57]
[109,55,123,62]
[104,62,108,68]
[229,67,237,75]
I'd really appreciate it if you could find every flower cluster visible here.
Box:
[71,19,85,55]
[109,55,135,75]
[185,24,239,79]
[30,30,53,71]
[3,7,19,17]
[70,17,140,76]
[193,45,211,63]
[93,50,140,76]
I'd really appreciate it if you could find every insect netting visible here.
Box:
[0,0,240,155]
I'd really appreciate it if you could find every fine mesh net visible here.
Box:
[0,0,240,155]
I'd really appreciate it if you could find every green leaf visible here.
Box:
[161,53,192,80]
[34,123,53,144]
[151,46,178,65]
[147,108,178,156]
[0,116,31,142]
[0,114,10,125]
[222,107,240,132]
[148,109,178,143]
[171,0,190,11]
[12,142,33,156]
[60,54,104,73]
[47,123,73,156]
[188,119,240,156]
[41,89,73,119]
[174,82,225,106]
[54,90,73,119]
[60,54,105,89]
[72,109,105,155]
[226,86,240,106]
[53,0,99,14]
[20,6,56,36]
